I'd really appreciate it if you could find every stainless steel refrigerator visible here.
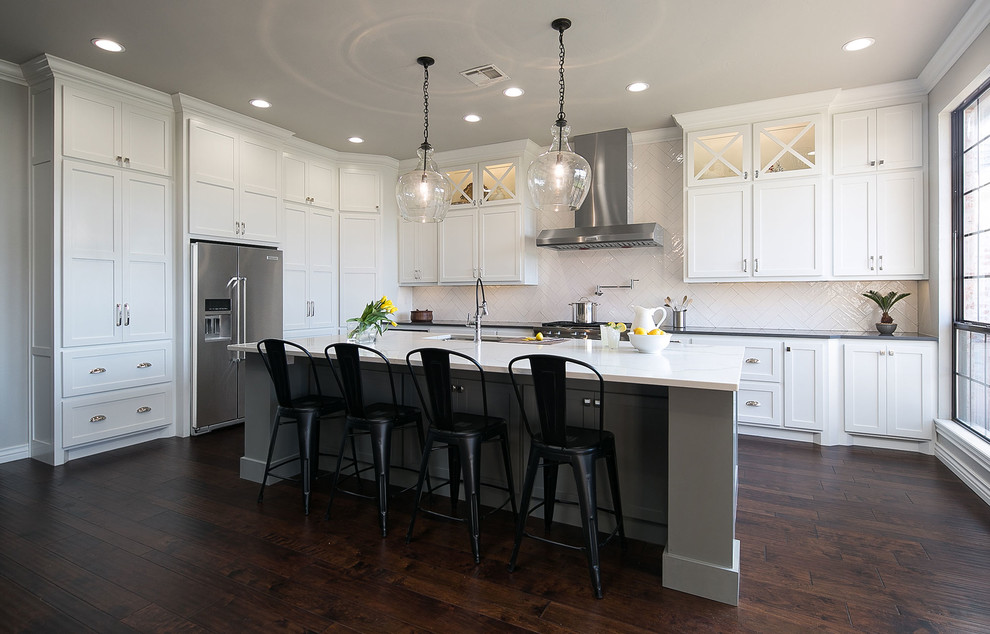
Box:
[192,242,283,434]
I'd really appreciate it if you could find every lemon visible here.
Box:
[616,322,627,332]
[633,327,646,335]
[648,328,660,335]
[535,332,544,341]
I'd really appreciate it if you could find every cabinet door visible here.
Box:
[121,172,171,342]
[239,137,280,242]
[479,205,521,281]
[876,170,925,277]
[833,175,876,277]
[282,204,309,331]
[480,159,519,205]
[282,153,308,205]
[339,167,381,212]
[307,208,336,329]
[399,221,438,285]
[338,213,381,326]
[686,125,751,186]
[885,343,934,439]
[833,109,875,175]
[444,163,478,208]
[62,85,120,167]
[308,161,336,209]
[398,221,419,284]
[121,104,171,176]
[753,179,821,277]
[686,185,751,279]
[63,161,121,347]
[843,343,885,435]
[783,340,825,431]
[188,120,237,239]
[439,210,479,283]
[754,116,820,179]
[876,103,923,172]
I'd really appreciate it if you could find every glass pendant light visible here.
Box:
[527,18,591,213]
[396,56,454,223]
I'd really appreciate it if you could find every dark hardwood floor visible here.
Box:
[2,427,990,632]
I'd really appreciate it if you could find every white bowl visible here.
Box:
[628,332,671,353]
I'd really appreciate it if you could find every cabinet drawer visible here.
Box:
[693,336,781,382]
[737,383,781,427]
[63,343,171,397]
[63,384,172,447]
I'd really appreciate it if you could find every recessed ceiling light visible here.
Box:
[249,99,272,108]
[348,137,364,144]
[626,82,649,93]
[842,37,875,52]
[92,38,124,53]
[464,114,482,123]
[503,87,524,98]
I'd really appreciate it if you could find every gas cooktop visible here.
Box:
[536,321,631,340]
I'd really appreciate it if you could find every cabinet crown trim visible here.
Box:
[21,54,172,108]
[674,89,839,131]
[175,93,294,139]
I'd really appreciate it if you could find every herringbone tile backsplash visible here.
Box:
[410,140,918,332]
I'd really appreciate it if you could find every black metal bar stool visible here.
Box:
[506,354,626,599]
[404,347,517,563]
[256,339,347,515]
[323,342,426,537]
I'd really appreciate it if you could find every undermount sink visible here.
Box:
[427,333,511,342]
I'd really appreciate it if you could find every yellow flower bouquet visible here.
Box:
[347,295,398,343]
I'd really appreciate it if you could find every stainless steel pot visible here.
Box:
[569,297,599,323]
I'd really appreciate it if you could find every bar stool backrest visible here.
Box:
[325,342,399,418]
[406,348,489,430]
[257,339,324,408]
[508,354,606,445]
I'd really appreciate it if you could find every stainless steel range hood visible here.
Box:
[537,128,663,250]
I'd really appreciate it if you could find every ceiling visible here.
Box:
[0,1,978,159]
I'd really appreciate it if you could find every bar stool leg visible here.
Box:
[406,431,437,543]
[571,453,603,599]
[325,421,354,521]
[459,436,484,564]
[604,444,627,548]
[446,445,461,513]
[295,411,318,516]
[369,422,394,537]
[258,411,283,503]
[509,448,542,572]
[498,429,518,518]
[543,462,560,535]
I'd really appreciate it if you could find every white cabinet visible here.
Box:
[833,103,923,175]
[62,160,172,347]
[62,84,172,176]
[843,341,935,440]
[188,119,280,243]
[686,115,821,186]
[445,158,520,207]
[686,178,822,280]
[338,213,382,327]
[783,340,826,431]
[438,210,478,283]
[439,204,533,284]
[283,151,335,208]
[833,170,925,278]
[283,203,336,333]
[339,167,381,212]
[399,221,438,285]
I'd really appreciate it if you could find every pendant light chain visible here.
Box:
[422,62,431,148]
[557,26,567,127]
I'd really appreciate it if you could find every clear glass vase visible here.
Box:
[347,323,378,345]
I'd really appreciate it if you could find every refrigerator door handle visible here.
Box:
[238,276,248,361]
[227,276,241,362]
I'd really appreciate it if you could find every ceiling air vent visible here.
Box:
[460,64,509,87]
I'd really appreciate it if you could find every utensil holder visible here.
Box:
[672,309,687,329]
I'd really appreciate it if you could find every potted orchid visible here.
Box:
[347,295,398,344]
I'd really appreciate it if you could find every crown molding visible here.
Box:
[0,58,25,85]
[20,53,171,107]
[829,80,928,111]
[673,89,840,131]
[918,0,990,91]
[173,93,294,140]
[632,127,682,144]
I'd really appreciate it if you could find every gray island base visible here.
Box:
[230,332,744,605]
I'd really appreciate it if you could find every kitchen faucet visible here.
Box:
[473,277,488,342]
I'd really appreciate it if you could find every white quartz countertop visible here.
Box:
[231,331,744,392]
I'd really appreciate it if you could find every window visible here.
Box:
[954,77,990,441]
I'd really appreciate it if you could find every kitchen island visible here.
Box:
[230,331,744,605]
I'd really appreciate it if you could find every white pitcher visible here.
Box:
[630,305,667,333]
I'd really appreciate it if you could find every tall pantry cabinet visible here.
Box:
[24,55,176,465]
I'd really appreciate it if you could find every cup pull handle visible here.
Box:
[745,358,760,364]
[137,362,152,369]
[89,367,107,374]
[90,415,107,423]
[136,406,152,414]
[745,400,760,407]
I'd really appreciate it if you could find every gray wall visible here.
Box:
[0,76,29,457]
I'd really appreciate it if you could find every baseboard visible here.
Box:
[0,444,30,464]
[934,420,990,506]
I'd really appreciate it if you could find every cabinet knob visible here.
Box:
[879,350,886,356]
[870,160,876,167]
[745,400,760,407]
[743,171,748,180]
[136,362,152,369]
[115,156,123,163]
[878,159,885,166]
[136,406,152,414]
[745,357,760,364]
[888,349,894,356]
[89,367,107,374]
[90,415,107,423]
[123,157,130,166]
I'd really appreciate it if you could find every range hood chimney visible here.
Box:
[536,128,663,250]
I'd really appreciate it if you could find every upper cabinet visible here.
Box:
[339,167,381,213]
[283,151,335,209]
[686,115,820,186]
[399,221,438,285]
[833,103,923,175]
[445,158,520,208]
[187,118,281,243]
[62,84,172,176]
